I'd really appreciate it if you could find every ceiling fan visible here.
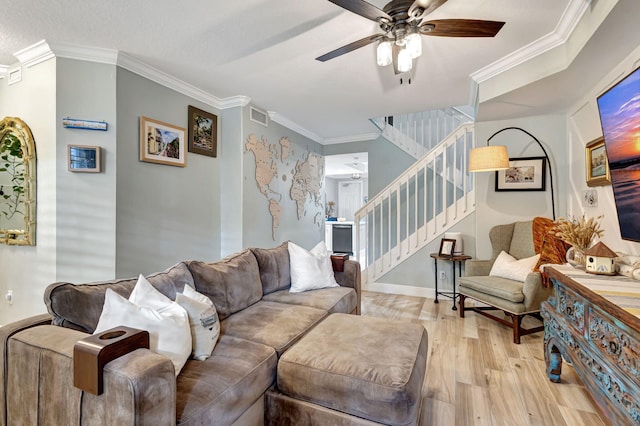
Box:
[316,0,505,75]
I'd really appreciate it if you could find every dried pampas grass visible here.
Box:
[552,214,604,252]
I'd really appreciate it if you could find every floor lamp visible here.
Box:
[468,126,556,220]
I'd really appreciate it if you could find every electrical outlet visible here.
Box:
[439,271,446,280]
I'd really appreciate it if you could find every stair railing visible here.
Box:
[354,123,476,284]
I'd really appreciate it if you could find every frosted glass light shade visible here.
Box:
[397,48,412,72]
[406,33,422,59]
[376,41,392,66]
[468,145,510,172]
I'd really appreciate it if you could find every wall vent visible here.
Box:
[250,106,268,127]
[8,67,22,85]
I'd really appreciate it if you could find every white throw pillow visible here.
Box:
[288,241,340,293]
[489,251,541,282]
[176,285,220,361]
[94,275,191,376]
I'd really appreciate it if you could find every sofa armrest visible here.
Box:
[334,259,361,315]
[522,271,553,312]
[1,313,52,426]
[464,259,493,277]
[2,324,175,426]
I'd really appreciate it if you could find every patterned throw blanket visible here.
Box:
[532,217,572,287]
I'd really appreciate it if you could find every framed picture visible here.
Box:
[188,105,217,157]
[438,238,456,257]
[68,145,101,172]
[140,116,186,167]
[495,156,546,192]
[585,137,611,187]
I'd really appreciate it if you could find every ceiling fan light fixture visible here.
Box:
[406,32,422,59]
[376,40,392,66]
[397,48,412,73]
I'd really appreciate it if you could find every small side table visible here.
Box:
[430,253,471,310]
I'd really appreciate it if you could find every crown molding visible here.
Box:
[219,96,251,109]
[13,40,55,68]
[470,0,592,84]
[323,133,380,145]
[117,52,230,110]
[49,42,118,64]
[7,40,324,140]
[267,111,323,143]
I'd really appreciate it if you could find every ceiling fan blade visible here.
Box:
[316,34,382,62]
[328,0,391,23]
[420,19,505,37]
[408,0,448,21]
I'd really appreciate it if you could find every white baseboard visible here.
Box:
[363,282,436,299]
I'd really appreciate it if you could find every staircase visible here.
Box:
[354,121,476,285]
[370,107,473,159]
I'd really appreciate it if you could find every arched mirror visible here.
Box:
[0,117,36,245]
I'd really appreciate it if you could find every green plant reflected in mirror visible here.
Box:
[0,117,36,245]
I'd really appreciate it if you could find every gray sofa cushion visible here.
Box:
[251,242,291,295]
[186,250,263,321]
[220,301,327,356]
[177,335,276,425]
[277,313,428,426]
[262,287,356,314]
[459,275,525,303]
[44,262,195,333]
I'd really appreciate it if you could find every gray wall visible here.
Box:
[323,136,416,200]
[56,59,118,282]
[220,107,244,256]
[116,68,222,277]
[242,106,325,250]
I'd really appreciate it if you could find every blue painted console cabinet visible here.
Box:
[541,265,640,425]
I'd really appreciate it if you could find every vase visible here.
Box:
[566,246,586,269]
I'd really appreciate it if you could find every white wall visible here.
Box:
[474,115,567,259]
[0,59,57,324]
[566,44,640,256]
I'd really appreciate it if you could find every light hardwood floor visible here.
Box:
[360,291,608,426]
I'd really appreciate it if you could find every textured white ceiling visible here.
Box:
[0,0,615,140]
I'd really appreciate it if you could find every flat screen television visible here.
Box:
[597,65,640,242]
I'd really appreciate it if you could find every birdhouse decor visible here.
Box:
[584,242,618,275]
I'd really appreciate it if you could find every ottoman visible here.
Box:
[266,313,428,425]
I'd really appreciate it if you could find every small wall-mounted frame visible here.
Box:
[62,118,108,131]
[495,156,546,192]
[68,145,101,172]
[140,116,186,167]
[438,238,456,257]
[188,105,217,157]
[585,136,611,187]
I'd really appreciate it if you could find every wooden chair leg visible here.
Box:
[513,314,522,344]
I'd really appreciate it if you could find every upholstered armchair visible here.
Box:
[459,220,553,344]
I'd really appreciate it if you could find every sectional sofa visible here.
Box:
[0,242,361,425]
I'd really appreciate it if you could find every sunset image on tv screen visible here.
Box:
[597,66,640,242]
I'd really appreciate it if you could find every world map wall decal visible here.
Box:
[245,134,325,240]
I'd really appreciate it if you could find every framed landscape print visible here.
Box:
[585,137,611,187]
[68,145,101,172]
[188,105,217,157]
[495,156,546,191]
[140,116,186,167]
